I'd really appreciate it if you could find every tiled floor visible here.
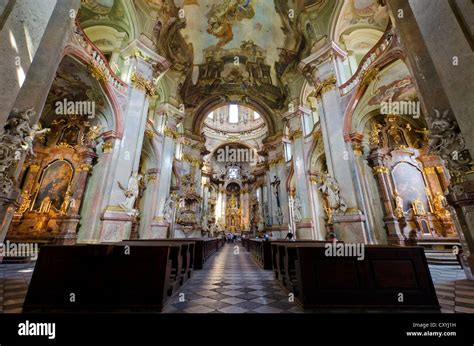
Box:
[0,244,473,313]
[163,243,302,313]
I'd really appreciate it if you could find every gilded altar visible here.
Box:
[8,115,100,244]
[368,115,457,243]
[226,194,242,232]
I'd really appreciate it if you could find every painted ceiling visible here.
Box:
[178,0,285,69]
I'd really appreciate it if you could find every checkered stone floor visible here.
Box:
[0,246,473,313]
[0,263,33,313]
[429,264,474,313]
[163,244,303,313]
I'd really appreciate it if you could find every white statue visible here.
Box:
[293,196,303,223]
[318,173,347,213]
[118,171,142,216]
[21,124,50,157]
[0,108,50,194]
[162,194,175,222]
[274,207,284,225]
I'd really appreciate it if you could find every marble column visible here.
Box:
[316,74,368,243]
[265,137,289,238]
[98,56,153,242]
[150,104,181,238]
[0,0,78,127]
[284,106,316,239]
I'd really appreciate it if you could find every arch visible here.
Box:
[61,46,125,138]
[342,53,407,140]
[191,95,279,137]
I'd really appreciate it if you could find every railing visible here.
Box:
[71,21,128,94]
[339,23,394,96]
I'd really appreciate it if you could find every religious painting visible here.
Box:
[33,160,74,212]
[391,162,428,213]
[57,125,80,147]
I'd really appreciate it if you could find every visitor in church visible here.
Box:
[285,232,295,241]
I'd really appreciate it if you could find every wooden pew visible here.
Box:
[119,241,194,294]
[126,238,221,269]
[288,244,439,311]
[23,244,176,312]
[247,239,273,269]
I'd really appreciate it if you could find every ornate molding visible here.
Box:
[289,129,302,141]
[181,153,202,168]
[79,164,93,172]
[267,156,285,167]
[102,141,114,153]
[130,72,155,97]
[87,62,106,82]
[163,127,178,139]
[373,166,389,175]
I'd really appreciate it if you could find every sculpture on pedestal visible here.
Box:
[318,173,347,225]
[162,193,176,223]
[393,190,404,218]
[293,196,302,223]
[118,171,142,216]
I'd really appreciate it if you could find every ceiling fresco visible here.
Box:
[155,0,305,110]
[179,0,285,71]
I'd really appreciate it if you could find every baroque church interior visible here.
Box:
[0,0,474,318]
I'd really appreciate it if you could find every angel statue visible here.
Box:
[118,171,142,216]
[21,124,50,157]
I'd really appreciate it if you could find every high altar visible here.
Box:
[226,194,242,232]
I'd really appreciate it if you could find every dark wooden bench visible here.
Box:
[271,241,339,292]
[23,244,176,312]
[125,238,222,269]
[119,241,194,294]
[287,244,440,311]
[247,239,273,269]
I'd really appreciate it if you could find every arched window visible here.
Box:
[228,104,239,123]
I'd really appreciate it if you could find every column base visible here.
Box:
[333,210,367,243]
[99,209,133,242]
[296,219,313,239]
[147,219,169,239]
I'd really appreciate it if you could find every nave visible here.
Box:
[1,244,473,314]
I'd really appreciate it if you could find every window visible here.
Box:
[254,111,260,120]
[207,111,214,119]
[229,104,239,123]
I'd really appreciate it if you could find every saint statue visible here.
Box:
[39,196,52,214]
[433,192,450,217]
[393,190,404,218]
[118,171,142,215]
[163,193,175,222]
[60,191,75,215]
[17,190,31,214]
[293,196,303,223]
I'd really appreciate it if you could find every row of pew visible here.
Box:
[23,238,224,312]
[243,239,440,311]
